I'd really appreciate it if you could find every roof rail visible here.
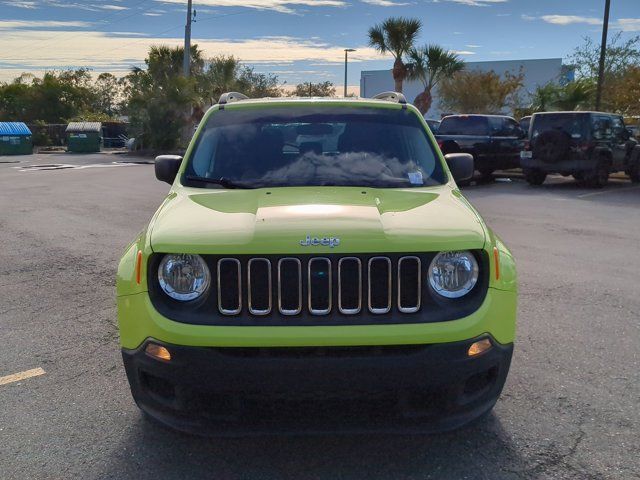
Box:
[218,92,249,105]
[372,91,407,104]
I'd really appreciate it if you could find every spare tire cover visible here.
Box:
[533,130,571,163]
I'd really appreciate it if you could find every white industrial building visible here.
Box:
[360,58,574,120]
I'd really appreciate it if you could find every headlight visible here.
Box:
[428,251,479,298]
[158,254,210,301]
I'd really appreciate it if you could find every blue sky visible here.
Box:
[0,0,638,90]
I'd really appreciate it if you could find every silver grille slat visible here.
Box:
[248,258,272,315]
[308,257,332,315]
[278,258,302,315]
[368,257,392,314]
[398,256,421,313]
[217,258,241,315]
[338,257,362,314]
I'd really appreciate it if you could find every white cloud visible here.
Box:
[3,1,38,8]
[437,0,508,6]
[107,31,149,36]
[41,1,101,11]
[453,50,475,55]
[539,15,601,26]
[464,44,481,48]
[0,31,385,82]
[360,0,409,6]
[98,4,128,10]
[618,18,640,32]
[523,14,640,31]
[0,20,92,30]
[155,0,346,15]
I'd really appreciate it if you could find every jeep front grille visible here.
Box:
[148,252,489,326]
[215,255,421,317]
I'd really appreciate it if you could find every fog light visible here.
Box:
[145,343,171,362]
[468,338,492,357]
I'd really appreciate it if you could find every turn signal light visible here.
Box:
[135,250,143,284]
[145,343,171,362]
[468,338,492,357]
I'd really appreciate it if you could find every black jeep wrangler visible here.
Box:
[520,112,640,187]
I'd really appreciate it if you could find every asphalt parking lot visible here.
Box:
[1,152,639,479]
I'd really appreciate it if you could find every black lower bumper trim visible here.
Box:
[122,337,513,436]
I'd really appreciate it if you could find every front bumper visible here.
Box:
[123,336,513,435]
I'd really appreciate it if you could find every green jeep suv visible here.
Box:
[116,92,517,434]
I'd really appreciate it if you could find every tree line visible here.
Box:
[0,45,337,150]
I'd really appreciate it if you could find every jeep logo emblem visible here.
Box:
[300,235,341,248]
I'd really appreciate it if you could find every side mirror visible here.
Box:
[445,153,474,183]
[155,155,182,184]
[624,128,632,140]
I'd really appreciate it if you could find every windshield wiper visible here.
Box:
[185,175,254,189]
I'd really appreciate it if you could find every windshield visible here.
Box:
[184,106,445,189]
[438,116,490,136]
[531,113,588,139]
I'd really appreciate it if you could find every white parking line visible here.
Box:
[0,368,46,386]
[577,185,640,198]
[14,161,149,172]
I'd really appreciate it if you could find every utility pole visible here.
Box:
[183,0,193,77]
[595,0,611,111]
[344,48,356,97]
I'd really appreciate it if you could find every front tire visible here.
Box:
[478,168,495,182]
[630,166,640,183]
[524,168,546,186]
[583,157,610,188]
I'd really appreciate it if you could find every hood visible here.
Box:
[149,186,486,254]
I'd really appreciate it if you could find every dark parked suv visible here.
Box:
[436,115,526,179]
[521,111,640,187]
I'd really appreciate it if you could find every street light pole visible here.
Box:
[344,48,356,97]
[183,0,193,77]
[595,0,611,111]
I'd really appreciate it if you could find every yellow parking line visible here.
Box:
[0,368,46,386]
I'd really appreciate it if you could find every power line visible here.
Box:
[96,10,252,65]
[2,0,153,61]
[2,8,254,80]
[3,9,252,66]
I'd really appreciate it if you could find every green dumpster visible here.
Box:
[0,122,33,155]
[66,122,102,153]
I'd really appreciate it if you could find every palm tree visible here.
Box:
[554,79,594,111]
[406,44,465,115]
[530,83,560,112]
[201,55,241,105]
[368,17,422,93]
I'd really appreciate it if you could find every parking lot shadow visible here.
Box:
[98,410,525,479]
